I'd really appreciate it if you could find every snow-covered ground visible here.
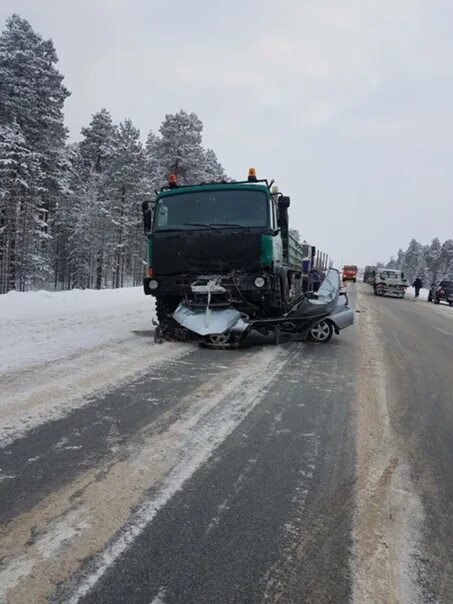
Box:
[405,287,429,301]
[0,287,187,444]
[0,287,155,373]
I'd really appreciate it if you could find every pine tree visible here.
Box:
[106,119,146,288]
[386,256,398,269]
[402,238,424,283]
[396,249,405,269]
[0,14,69,290]
[154,110,207,186]
[0,122,44,292]
[424,237,442,286]
[440,239,453,280]
[71,110,117,289]
[202,149,226,182]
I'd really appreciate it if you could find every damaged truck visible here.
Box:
[142,170,353,346]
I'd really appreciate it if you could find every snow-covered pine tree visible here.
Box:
[395,248,405,269]
[52,142,87,289]
[106,119,146,288]
[440,239,453,280]
[0,122,45,292]
[201,148,226,182]
[144,130,162,193]
[70,110,117,289]
[386,256,398,269]
[0,14,69,290]
[423,238,442,286]
[402,238,424,283]
[153,110,207,187]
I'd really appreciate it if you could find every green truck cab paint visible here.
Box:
[142,176,308,319]
[147,239,152,266]
[260,234,274,265]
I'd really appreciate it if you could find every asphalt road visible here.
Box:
[1,285,452,603]
[367,288,453,602]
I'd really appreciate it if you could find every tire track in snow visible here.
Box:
[0,345,291,604]
[352,289,427,603]
[0,339,189,446]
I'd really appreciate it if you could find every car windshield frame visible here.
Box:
[153,188,270,232]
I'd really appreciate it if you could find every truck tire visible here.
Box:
[434,297,440,305]
[156,295,180,323]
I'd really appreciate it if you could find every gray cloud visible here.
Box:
[1,0,452,265]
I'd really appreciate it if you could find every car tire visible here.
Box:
[434,297,440,305]
[309,319,333,343]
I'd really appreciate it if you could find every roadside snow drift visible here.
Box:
[0,287,188,443]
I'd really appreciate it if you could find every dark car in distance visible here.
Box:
[428,280,453,306]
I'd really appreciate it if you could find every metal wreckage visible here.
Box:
[142,170,354,348]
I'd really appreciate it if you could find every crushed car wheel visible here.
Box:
[309,319,333,344]
[206,332,231,346]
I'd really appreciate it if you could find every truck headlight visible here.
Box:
[148,279,159,290]
[254,276,266,288]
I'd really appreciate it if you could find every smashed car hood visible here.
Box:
[173,304,246,337]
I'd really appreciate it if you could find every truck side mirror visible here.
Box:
[142,200,152,234]
[277,196,290,230]
[279,196,290,209]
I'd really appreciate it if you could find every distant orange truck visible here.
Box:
[342,265,358,282]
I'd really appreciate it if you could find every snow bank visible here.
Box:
[0,287,188,443]
[0,286,148,321]
[405,287,429,301]
[0,286,155,374]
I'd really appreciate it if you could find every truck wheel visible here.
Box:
[309,319,333,343]
[434,297,440,305]
[156,295,180,323]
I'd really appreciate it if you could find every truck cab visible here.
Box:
[373,269,409,298]
[342,265,358,282]
[142,171,304,322]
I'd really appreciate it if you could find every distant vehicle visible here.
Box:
[342,265,358,282]
[373,269,409,298]
[363,265,376,284]
[428,280,453,306]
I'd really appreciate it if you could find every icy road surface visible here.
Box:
[0,285,452,602]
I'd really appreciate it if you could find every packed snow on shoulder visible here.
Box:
[0,287,187,444]
[405,287,429,301]
[0,287,155,373]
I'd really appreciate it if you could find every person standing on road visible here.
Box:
[413,277,423,299]
[311,269,322,292]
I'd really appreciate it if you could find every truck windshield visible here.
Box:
[154,189,269,231]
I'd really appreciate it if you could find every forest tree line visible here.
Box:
[0,15,226,293]
[379,238,453,285]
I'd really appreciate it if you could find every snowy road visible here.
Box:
[0,285,452,602]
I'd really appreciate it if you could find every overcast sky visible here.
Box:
[1,0,452,266]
